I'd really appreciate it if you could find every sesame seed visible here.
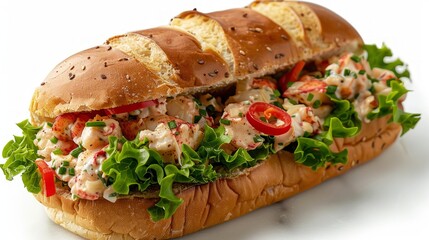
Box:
[248,27,263,33]
[281,34,289,40]
[40,82,46,86]
[208,71,218,77]
[197,59,205,65]
[126,74,131,80]
[224,72,230,78]
[104,62,108,67]
[68,73,75,80]
[253,63,259,70]
[101,74,107,79]
[239,50,246,56]
[266,46,272,52]
[119,58,129,62]
[243,13,248,18]
[107,46,112,51]
[82,66,86,70]
[70,66,75,70]
[230,26,236,31]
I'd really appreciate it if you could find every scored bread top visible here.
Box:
[30,0,363,121]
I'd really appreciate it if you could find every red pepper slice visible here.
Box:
[35,160,56,197]
[279,60,306,92]
[104,100,158,115]
[246,102,292,136]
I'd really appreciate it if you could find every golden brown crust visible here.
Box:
[201,8,300,77]
[35,117,401,239]
[135,27,231,88]
[30,45,178,120]
[29,1,362,121]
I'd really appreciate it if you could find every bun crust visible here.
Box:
[35,117,401,239]
[29,1,362,122]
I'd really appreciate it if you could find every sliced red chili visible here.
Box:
[104,100,158,115]
[279,60,306,92]
[35,160,56,197]
[246,102,292,136]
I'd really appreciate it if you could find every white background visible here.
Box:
[0,0,427,239]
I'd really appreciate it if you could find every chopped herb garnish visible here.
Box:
[307,93,314,101]
[325,69,332,77]
[326,85,337,95]
[168,120,177,129]
[47,122,53,127]
[358,70,366,75]
[50,137,58,144]
[344,69,351,76]
[288,99,298,105]
[220,119,231,125]
[273,101,284,109]
[287,81,294,88]
[351,55,361,62]
[68,168,75,176]
[53,149,63,155]
[273,89,281,98]
[369,85,376,94]
[313,100,321,109]
[71,145,84,158]
[260,116,267,122]
[193,98,202,106]
[238,112,244,118]
[58,167,67,175]
[62,161,70,167]
[85,121,106,127]
[199,109,207,116]
[193,115,202,124]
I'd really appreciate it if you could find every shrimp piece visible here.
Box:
[283,76,330,106]
[52,113,76,141]
[119,118,146,140]
[80,118,122,150]
[52,113,92,142]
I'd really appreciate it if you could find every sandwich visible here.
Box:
[0,0,420,239]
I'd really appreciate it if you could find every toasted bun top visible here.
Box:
[30,1,362,122]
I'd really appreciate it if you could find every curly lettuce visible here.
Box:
[364,43,410,80]
[364,44,420,135]
[0,120,41,193]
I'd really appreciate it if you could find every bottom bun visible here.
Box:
[35,116,401,240]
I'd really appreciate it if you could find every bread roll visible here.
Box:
[21,1,407,239]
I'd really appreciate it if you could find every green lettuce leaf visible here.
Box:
[293,87,361,170]
[102,133,219,221]
[324,88,361,138]
[0,120,41,193]
[364,43,410,80]
[294,137,347,170]
[367,80,420,135]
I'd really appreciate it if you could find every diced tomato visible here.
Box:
[278,60,306,92]
[35,160,56,197]
[246,102,292,136]
[104,100,158,115]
